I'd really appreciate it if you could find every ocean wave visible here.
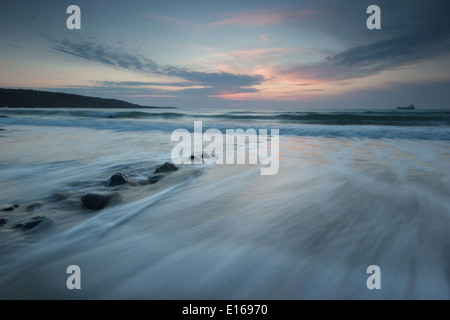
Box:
[1,116,450,140]
[1,108,450,140]
[1,108,450,125]
[273,111,450,126]
[0,109,188,119]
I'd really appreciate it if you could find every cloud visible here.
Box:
[49,0,450,105]
[119,94,178,98]
[145,9,315,29]
[59,80,261,101]
[165,69,264,88]
[258,35,272,43]
[328,32,450,69]
[94,81,194,87]
[52,39,265,91]
[282,27,450,82]
[204,47,307,77]
[52,40,161,73]
[204,9,315,28]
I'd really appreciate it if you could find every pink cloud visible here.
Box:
[205,47,296,74]
[209,93,252,101]
[200,47,328,86]
[204,9,315,28]
[212,90,323,102]
[145,9,316,29]
[258,35,272,43]
[0,62,4,67]
[206,47,327,76]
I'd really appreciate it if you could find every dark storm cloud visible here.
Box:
[52,40,163,73]
[283,0,450,82]
[52,39,265,90]
[163,68,264,88]
[328,31,449,68]
[303,29,450,81]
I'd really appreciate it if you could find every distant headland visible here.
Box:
[0,88,175,109]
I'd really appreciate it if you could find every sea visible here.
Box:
[0,107,449,299]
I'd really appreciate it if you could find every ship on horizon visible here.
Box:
[397,104,415,110]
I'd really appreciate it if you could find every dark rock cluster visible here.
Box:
[14,216,52,231]
[154,162,179,174]
[81,162,179,211]
[1,162,181,233]
[81,192,122,210]
[2,204,19,212]
[109,173,133,186]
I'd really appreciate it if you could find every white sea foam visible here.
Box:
[0,109,449,299]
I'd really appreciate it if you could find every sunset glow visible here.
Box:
[1,0,449,109]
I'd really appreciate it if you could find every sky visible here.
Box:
[1,0,450,109]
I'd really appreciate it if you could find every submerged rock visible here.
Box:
[49,191,70,202]
[109,173,133,186]
[2,204,19,212]
[148,174,164,184]
[26,202,43,212]
[0,218,7,227]
[15,216,52,231]
[107,115,115,119]
[154,162,178,174]
[81,192,122,210]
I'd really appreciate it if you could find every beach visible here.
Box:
[0,108,450,299]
